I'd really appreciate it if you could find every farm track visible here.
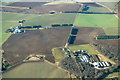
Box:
[44,59,77,78]
[95,2,119,19]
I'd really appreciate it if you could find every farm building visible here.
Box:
[13,29,24,33]
[7,26,24,34]
[93,62,112,69]
[62,48,67,51]
[79,55,89,63]
[74,50,87,54]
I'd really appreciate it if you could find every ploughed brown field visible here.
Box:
[2,27,71,64]
[7,2,48,8]
[94,39,119,48]
[23,3,81,14]
[1,7,27,13]
[2,27,118,65]
[3,2,81,14]
[74,27,105,45]
[74,27,119,49]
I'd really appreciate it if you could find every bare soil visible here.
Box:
[7,2,47,8]
[23,3,81,14]
[73,27,105,45]
[2,27,71,64]
[2,3,81,14]
[2,27,118,65]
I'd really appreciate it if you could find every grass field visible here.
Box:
[86,6,110,12]
[74,14,118,28]
[99,2,118,11]
[3,62,69,78]
[68,44,116,64]
[2,12,76,31]
[68,44,99,55]
[1,12,76,45]
[1,33,11,45]
[1,13,31,46]
[52,48,64,62]
[106,72,120,78]
[103,27,120,35]
[0,2,12,5]
[24,13,76,27]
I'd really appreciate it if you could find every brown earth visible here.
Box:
[74,27,119,48]
[2,3,81,14]
[2,27,118,65]
[1,7,27,13]
[73,27,105,45]
[7,2,48,8]
[94,39,119,48]
[23,3,81,14]
[1,2,47,13]
[2,27,71,64]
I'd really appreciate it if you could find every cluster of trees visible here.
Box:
[68,36,76,44]
[61,57,102,78]
[6,25,42,33]
[94,44,119,64]
[60,57,81,76]
[97,35,120,39]
[82,5,89,11]
[60,56,119,79]
[20,25,42,29]
[51,24,73,27]
[2,60,10,71]
[71,28,78,35]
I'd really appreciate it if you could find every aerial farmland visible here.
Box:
[1,0,120,79]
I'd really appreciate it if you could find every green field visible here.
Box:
[74,14,118,28]
[3,62,69,78]
[1,13,31,46]
[106,72,120,78]
[0,2,12,5]
[52,48,64,62]
[2,12,77,29]
[68,44,99,55]
[99,2,118,11]
[24,13,76,27]
[1,33,11,45]
[103,27,120,35]
[1,12,77,45]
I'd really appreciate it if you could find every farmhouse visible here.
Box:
[7,26,25,34]
[13,28,24,33]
